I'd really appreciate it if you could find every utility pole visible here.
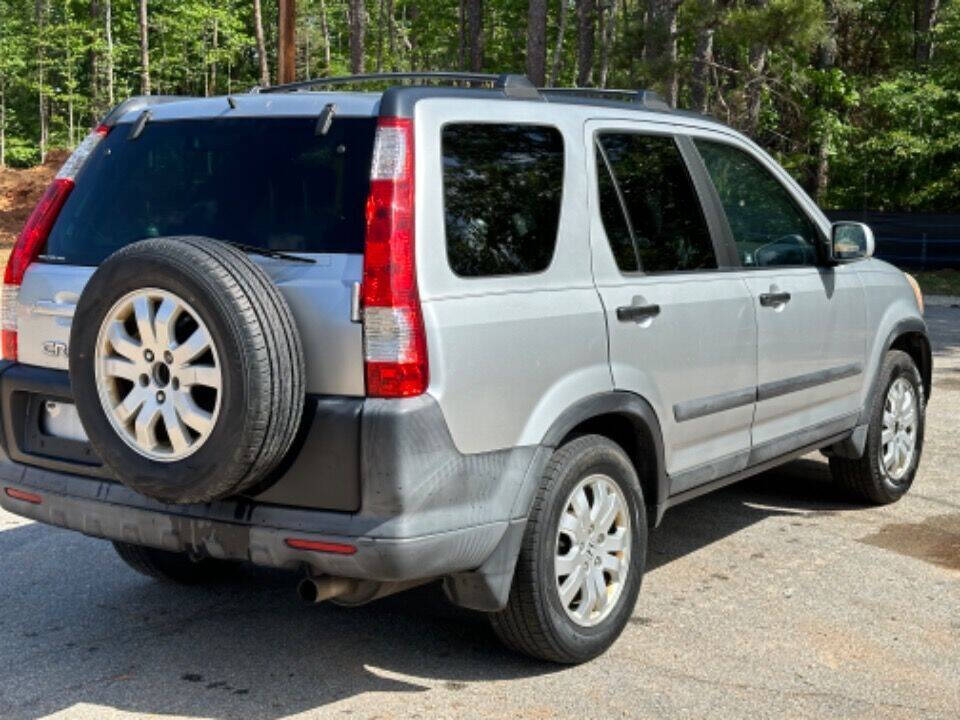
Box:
[277,0,296,84]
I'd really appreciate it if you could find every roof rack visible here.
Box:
[255,72,541,100]
[253,72,676,112]
[539,87,671,111]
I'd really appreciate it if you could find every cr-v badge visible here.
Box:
[42,340,68,358]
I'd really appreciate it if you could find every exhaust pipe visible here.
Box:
[297,576,360,605]
[297,575,435,606]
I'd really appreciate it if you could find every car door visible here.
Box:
[690,138,867,454]
[586,120,758,494]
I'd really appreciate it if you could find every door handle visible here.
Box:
[616,303,661,323]
[759,292,791,307]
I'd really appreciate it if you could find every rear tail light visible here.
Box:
[2,125,109,361]
[361,117,428,397]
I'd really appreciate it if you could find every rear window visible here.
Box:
[442,123,564,277]
[44,116,378,265]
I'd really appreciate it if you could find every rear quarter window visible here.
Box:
[44,116,377,265]
[441,123,564,277]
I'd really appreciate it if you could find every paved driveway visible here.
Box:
[1,307,958,720]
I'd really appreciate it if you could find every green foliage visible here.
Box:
[0,0,955,212]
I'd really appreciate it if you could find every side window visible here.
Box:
[694,139,820,267]
[596,133,717,273]
[442,123,564,277]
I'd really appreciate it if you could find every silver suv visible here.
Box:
[0,73,931,664]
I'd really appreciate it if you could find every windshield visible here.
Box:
[44,116,377,265]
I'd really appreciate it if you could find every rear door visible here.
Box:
[586,120,758,494]
[690,138,867,451]
[15,113,373,396]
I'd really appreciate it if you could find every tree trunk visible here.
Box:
[525,0,548,86]
[465,0,484,72]
[319,0,331,71]
[105,0,114,105]
[349,0,365,73]
[458,0,466,70]
[576,0,596,87]
[138,0,150,94]
[744,0,768,133]
[1,78,5,169]
[408,3,418,71]
[690,0,714,114]
[645,0,678,106]
[812,0,838,202]
[89,0,101,124]
[598,1,616,88]
[253,0,270,86]
[914,0,941,66]
[210,18,218,95]
[277,0,296,84]
[376,0,385,72]
[549,0,569,86]
[36,0,47,162]
[387,0,396,68]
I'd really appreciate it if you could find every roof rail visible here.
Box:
[255,72,542,100]
[540,87,671,111]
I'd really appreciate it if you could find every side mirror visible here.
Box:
[831,222,875,262]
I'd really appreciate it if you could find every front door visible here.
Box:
[586,121,758,494]
[691,138,867,452]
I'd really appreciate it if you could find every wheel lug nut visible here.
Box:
[163,350,173,364]
[156,391,165,403]
[144,349,154,362]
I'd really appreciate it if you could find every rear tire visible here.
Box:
[829,350,925,504]
[490,434,646,664]
[112,541,237,585]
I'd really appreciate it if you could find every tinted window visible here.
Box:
[46,117,377,265]
[694,139,819,267]
[597,133,716,273]
[442,123,563,277]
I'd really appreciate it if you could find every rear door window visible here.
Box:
[596,133,717,273]
[442,123,564,277]
[45,116,378,265]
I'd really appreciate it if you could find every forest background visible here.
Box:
[0,0,957,216]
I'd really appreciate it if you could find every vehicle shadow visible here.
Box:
[0,456,869,720]
[648,456,865,572]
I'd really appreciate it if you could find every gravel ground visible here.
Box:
[1,307,958,720]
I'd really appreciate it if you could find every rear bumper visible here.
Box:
[0,460,507,580]
[0,362,540,582]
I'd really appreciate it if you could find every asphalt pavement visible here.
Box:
[1,306,958,719]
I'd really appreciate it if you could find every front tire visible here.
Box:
[490,434,647,664]
[829,350,925,504]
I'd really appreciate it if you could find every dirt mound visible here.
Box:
[0,153,67,249]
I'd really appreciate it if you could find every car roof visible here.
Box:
[100,73,744,148]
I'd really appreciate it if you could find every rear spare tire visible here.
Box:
[69,237,305,504]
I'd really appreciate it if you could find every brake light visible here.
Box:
[2,125,109,360]
[361,117,428,397]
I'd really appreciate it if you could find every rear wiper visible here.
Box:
[221,240,316,264]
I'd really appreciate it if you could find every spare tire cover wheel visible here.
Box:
[69,237,305,504]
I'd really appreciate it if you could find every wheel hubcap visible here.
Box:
[880,377,918,482]
[94,288,222,462]
[554,474,631,627]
